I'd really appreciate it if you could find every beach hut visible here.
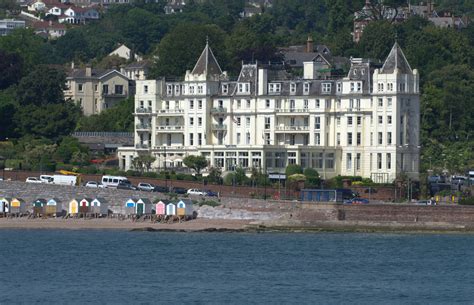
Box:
[155,200,166,216]
[0,198,11,215]
[124,198,136,217]
[177,199,194,219]
[79,198,92,215]
[68,199,80,217]
[135,198,153,217]
[90,198,109,217]
[32,198,47,217]
[10,198,26,215]
[166,202,176,216]
[45,198,63,217]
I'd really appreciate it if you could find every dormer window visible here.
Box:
[303,82,310,94]
[378,83,384,92]
[336,82,342,93]
[268,83,281,93]
[290,83,296,93]
[238,83,250,94]
[174,85,180,95]
[322,83,331,93]
[222,84,229,94]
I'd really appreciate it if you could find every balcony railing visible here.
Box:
[136,124,151,130]
[102,90,128,97]
[275,108,309,114]
[156,125,184,131]
[275,125,309,131]
[212,124,227,130]
[135,107,152,113]
[157,108,184,114]
[211,107,227,114]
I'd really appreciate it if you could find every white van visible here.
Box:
[101,176,129,188]
[40,175,54,184]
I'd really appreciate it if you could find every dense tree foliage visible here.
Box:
[76,97,134,132]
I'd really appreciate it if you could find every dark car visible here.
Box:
[117,181,138,190]
[171,187,187,194]
[204,190,218,197]
[350,198,369,204]
[154,185,169,193]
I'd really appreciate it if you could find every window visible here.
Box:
[337,99,341,109]
[237,133,241,144]
[290,83,296,93]
[370,132,373,145]
[189,133,194,146]
[304,99,309,109]
[347,132,353,146]
[325,99,331,109]
[377,153,382,169]
[386,153,391,169]
[165,101,170,110]
[268,83,281,93]
[336,133,341,145]
[197,85,203,94]
[189,86,195,94]
[304,82,310,93]
[246,100,251,108]
[399,83,406,92]
[238,83,249,93]
[356,153,361,171]
[174,85,180,95]
[167,85,172,95]
[336,82,342,93]
[265,133,270,145]
[246,117,250,127]
[346,153,352,170]
[378,83,384,92]
[388,83,393,91]
[356,82,362,92]
[189,117,194,126]
[322,83,331,93]
[378,116,383,124]
[198,133,202,145]
[237,100,241,109]
[357,116,362,126]
[78,84,83,92]
[315,133,320,145]
[357,132,361,146]
[246,132,250,144]
[388,115,392,124]
[144,85,148,93]
[336,116,341,126]
[387,98,392,107]
[290,135,295,145]
[378,98,383,107]
[94,84,98,92]
[378,132,383,145]
[198,100,202,109]
[316,99,320,108]
[236,117,241,126]
[350,82,355,92]
[265,99,270,108]
[198,117,202,126]
[190,100,194,109]
[349,99,354,109]
[356,99,361,110]
[315,117,321,130]
[387,132,392,144]
[222,84,229,94]
[264,117,271,129]
[348,116,353,126]
[325,153,334,169]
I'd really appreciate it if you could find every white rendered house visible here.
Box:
[118,42,420,182]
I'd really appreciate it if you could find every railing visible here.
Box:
[136,124,151,130]
[211,107,227,114]
[275,125,309,131]
[157,109,184,114]
[275,108,309,113]
[212,124,227,130]
[102,90,128,97]
[135,107,152,113]
[156,125,184,131]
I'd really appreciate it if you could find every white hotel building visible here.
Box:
[118,42,420,182]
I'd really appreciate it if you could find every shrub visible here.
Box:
[199,200,220,207]
[286,164,303,176]
[459,197,474,205]
[143,172,158,178]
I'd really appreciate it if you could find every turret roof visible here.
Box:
[381,42,413,74]
[191,40,223,78]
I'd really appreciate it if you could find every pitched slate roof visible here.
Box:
[191,41,223,77]
[380,42,412,74]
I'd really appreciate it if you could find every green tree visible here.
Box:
[132,155,156,173]
[0,28,44,68]
[76,97,134,132]
[16,65,66,106]
[54,136,88,164]
[285,164,303,176]
[0,50,23,89]
[358,21,396,60]
[207,166,222,184]
[304,168,321,187]
[183,155,208,175]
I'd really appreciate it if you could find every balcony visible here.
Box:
[157,108,184,115]
[211,107,227,114]
[135,107,152,114]
[102,90,128,97]
[276,108,310,115]
[156,125,184,132]
[135,143,149,149]
[136,123,151,130]
[212,124,227,130]
[275,125,309,132]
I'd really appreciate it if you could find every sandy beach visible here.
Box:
[0,217,252,231]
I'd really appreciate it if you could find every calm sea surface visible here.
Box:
[0,230,473,304]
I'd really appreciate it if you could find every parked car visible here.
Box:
[345,198,369,204]
[154,185,169,193]
[187,188,207,196]
[417,199,436,206]
[84,181,104,188]
[26,177,42,184]
[204,190,218,197]
[171,187,187,194]
[117,181,138,190]
[137,182,155,192]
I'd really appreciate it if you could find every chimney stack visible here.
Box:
[85,66,92,77]
[306,35,314,53]
[71,61,75,70]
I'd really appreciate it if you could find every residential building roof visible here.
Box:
[381,42,412,74]
[191,41,223,77]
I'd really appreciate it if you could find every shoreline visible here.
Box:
[1,218,474,234]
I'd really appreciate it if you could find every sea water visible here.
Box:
[0,230,473,304]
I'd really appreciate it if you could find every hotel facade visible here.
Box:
[118,42,420,182]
